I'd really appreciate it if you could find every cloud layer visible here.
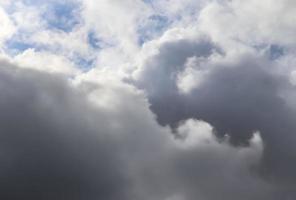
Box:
[0,0,296,199]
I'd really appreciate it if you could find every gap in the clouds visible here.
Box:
[142,0,156,7]
[137,14,171,45]
[4,36,47,56]
[87,31,107,50]
[70,54,96,72]
[269,44,285,60]
[5,40,35,55]
[87,31,116,50]
[42,2,81,32]
[143,0,153,4]
[8,0,82,33]
[4,0,81,33]
[253,44,285,60]
[88,32,101,49]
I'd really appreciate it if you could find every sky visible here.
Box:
[0,0,296,199]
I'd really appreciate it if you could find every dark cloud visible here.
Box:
[0,65,129,200]
[133,37,296,188]
[135,37,221,98]
[0,46,296,199]
[0,61,286,200]
[121,119,278,200]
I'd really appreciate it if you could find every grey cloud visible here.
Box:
[123,120,278,200]
[0,65,130,200]
[0,61,288,200]
[133,36,296,189]
[134,37,221,98]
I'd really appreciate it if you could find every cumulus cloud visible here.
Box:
[132,31,296,184]
[0,63,128,200]
[14,49,80,75]
[0,60,281,200]
[0,0,296,199]
[0,6,15,46]
[199,0,296,46]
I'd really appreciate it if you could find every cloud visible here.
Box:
[199,0,296,47]
[82,0,151,56]
[0,7,15,46]
[13,49,80,75]
[132,25,296,188]
[1,0,296,199]
[0,62,132,200]
[0,58,285,199]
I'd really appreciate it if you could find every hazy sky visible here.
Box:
[0,0,296,199]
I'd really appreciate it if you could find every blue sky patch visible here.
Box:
[88,31,102,50]
[269,44,285,60]
[138,14,170,45]
[4,33,48,56]
[70,53,96,72]
[87,31,115,50]
[42,2,81,32]
[5,40,34,55]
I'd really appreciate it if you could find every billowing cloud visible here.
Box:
[199,0,296,46]
[132,29,296,184]
[0,0,296,199]
[0,58,288,199]
[0,6,15,46]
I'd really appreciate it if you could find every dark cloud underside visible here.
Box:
[0,66,129,200]
[134,38,296,186]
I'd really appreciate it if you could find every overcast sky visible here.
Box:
[0,0,296,199]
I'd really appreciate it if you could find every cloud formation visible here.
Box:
[0,61,279,199]
[0,0,296,199]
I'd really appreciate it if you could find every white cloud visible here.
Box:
[82,0,151,56]
[0,7,15,46]
[177,56,211,94]
[199,0,296,47]
[14,49,80,75]
[11,2,44,31]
